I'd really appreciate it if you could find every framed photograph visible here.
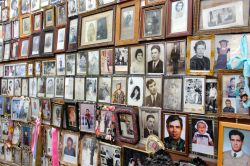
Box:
[0,96,5,115]
[50,0,57,5]
[80,135,99,166]
[65,77,74,100]
[21,149,31,166]
[146,42,165,74]
[85,77,98,102]
[12,20,19,39]
[68,0,78,17]
[31,97,40,119]
[31,0,40,11]
[21,0,30,14]
[166,40,186,75]
[44,127,53,156]
[218,122,250,165]
[7,79,14,96]
[79,7,115,48]
[18,37,30,59]
[55,77,64,98]
[0,143,4,160]
[144,77,162,107]
[166,0,192,37]
[76,51,87,75]
[183,76,206,114]
[37,77,46,97]
[162,112,188,155]
[42,60,56,76]
[194,0,250,35]
[12,124,21,145]
[4,146,13,162]
[56,54,65,75]
[115,0,140,45]
[41,0,49,7]
[15,63,27,77]
[11,41,18,60]
[111,77,127,104]
[218,70,249,118]
[42,30,54,55]
[79,103,95,133]
[98,77,111,103]
[27,63,33,77]
[74,77,85,100]
[163,76,183,111]
[66,53,76,76]
[186,35,215,76]
[4,22,11,41]
[123,146,149,166]
[11,97,30,122]
[115,47,128,74]
[0,45,3,62]
[21,79,29,96]
[100,48,113,75]
[46,77,55,98]
[9,0,19,19]
[99,142,121,166]
[140,5,165,40]
[41,98,51,124]
[127,77,144,106]
[3,42,11,61]
[30,34,41,57]
[21,125,32,147]
[44,7,55,29]
[14,78,22,96]
[32,12,43,33]
[29,77,37,97]
[68,18,78,51]
[129,45,145,74]
[65,102,79,131]
[52,103,63,127]
[78,0,97,14]
[145,0,165,6]
[13,147,21,165]
[190,115,218,158]
[139,107,161,144]
[55,26,66,52]
[115,107,139,144]
[61,131,79,166]
[20,15,31,37]
[4,97,11,116]
[0,118,9,140]
[205,78,218,113]
[88,50,99,75]
[4,65,15,77]
[56,3,67,27]
[35,61,41,76]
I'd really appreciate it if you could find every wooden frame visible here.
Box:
[18,37,30,59]
[42,60,56,76]
[194,0,250,35]
[9,0,19,20]
[140,5,166,41]
[100,47,114,75]
[44,6,55,29]
[19,14,31,38]
[3,22,12,42]
[65,102,79,131]
[186,35,215,76]
[42,29,54,56]
[32,11,43,33]
[122,146,150,166]
[78,0,98,14]
[41,98,52,124]
[55,3,68,27]
[54,26,67,53]
[162,111,189,156]
[51,102,63,128]
[99,142,121,165]
[97,0,116,8]
[115,0,140,46]
[166,0,192,38]
[114,107,139,144]
[217,69,249,119]
[27,62,34,77]
[67,17,78,51]
[12,20,19,40]
[145,0,166,6]
[20,0,31,15]
[30,33,42,58]
[10,40,19,60]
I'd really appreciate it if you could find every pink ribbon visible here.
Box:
[31,118,41,161]
[52,128,59,166]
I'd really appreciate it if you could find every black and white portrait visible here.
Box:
[81,136,99,166]
[115,47,128,74]
[144,77,162,107]
[43,61,56,76]
[20,39,29,57]
[130,45,145,74]
[4,23,11,41]
[68,0,78,17]
[31,0,40,11]
[22,17,30,35]
[97,17,108,40]
[35,62,41,76]
[55,77,64,98]
[112,77,127,105]
[34,14,41,31]
[14,78,21,96]
[100,143,121,166]
[171,0,188,33]
[189,40,211,71]
[88,51,99,75]
[31,35,40,56]
[22,79,28,96]
[13,148,21,164]
[120,6,134,40]
[205,79,217,113]
[44,32,53,53]
[183,77,205,114]
[98,77,111,103]
[37,77,45,97]
[56,54,65,75]
[146,43,165,74]
[52,103,63,127]
[163,78,182,111]
[66,53,76,76]
[69,18,78,44]
[77,51,87,75]
[127,77,144,107]
[86,77,97,102]
[13,20,19,39]
[46,77,55,98]
[98,0,115,6]
[74,77,85,100]
[21,0,30,14]
[65,77,74,100]
[4,43,10,60]
[166,41,186,75]
[1,79,8,95]
[57,5,67,26]
[144,8,162,37]
[123,147,148,166]
[29,77,37,97]
[100,48,113,75]
[7,79,14,96]
[86,0,97,11]
[56,27,66,50]
[10,0,18,18]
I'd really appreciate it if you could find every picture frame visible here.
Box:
[0,142,4,160]
[7,79,14,96]
[42,30,54,55]
[41,98,51,125]
[42,60,56,76]
[100,48,114,75]
[20,0,31,15]
[4,97,12,116]
[140,5,165,40]
[0,96,5,115]
[0,118,9,140]
[194,0,250,35]
[44,127,53,156]
[28,77,37,97]
[183,76,206,114]
[74,77,85,100]
[12,123,21,146]
[97,0,116,8]
[122,146,150,166]
[66,53,76,76]
[129,45,145,75]
[27,62,34,77]
[111,76,127,105]
[4,146,13,163]
[11,97,31,122]
[65,102,79,131]
[35,61,41,76]
[114,47,128,74]
[205,78,218,114]
[186,35,215,76]
[218,122,250,166]
[12,20,19,39]
[87,50,99,75]
[217,70,249,118]
[2,7,8,22]
[15,63,27,77]
[56,3,68,27]
[55,76,65,98]
[18,37,30,59]
[21,149,32,166]
[67,17,78,51]
[79,103,96,133]
[21,124,32,148]
[41,0,49,8]
[65,77,74,100]
[3,42,11,61]
[145,0,165,6]
[46,77,55,98]
[163,76,183,111]
[79,6,115,49]
[20,14,31,38]
[56,53,66,75]
[162,112,188,155]
[139,107,161,144]
[68,0,78,17]
[13,147,22,165]
[4,64,15,77]
[30,0,40,12]
[189,115,218,158]
[21,78,29,96]
[44,6,55,29]
[55,26,67,53]
[10,40,18,60]
[76,51,87,75]
[4,22,12,41]
[0,44,3,62]
[99,142,121,166]
[9,0,19,19]
[78,0,97,14]
[114,107,139,144]
[51,102,63,127]
[166,0,192,38]
[85,77,98,102]
[127,76,144,107]
[30,97,40,120]
[37,77,46,97]
[98,77,111,103]
[115,0,140,46]
[14,78,22,96]
[32,11,43,33]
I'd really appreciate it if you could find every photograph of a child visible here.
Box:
[79,103,95,133]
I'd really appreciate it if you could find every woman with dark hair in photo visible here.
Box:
[130,86,140,101]
[131,48,144,74]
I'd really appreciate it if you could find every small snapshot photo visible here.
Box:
[41,99,51,124]
[119,113,134,138]
[31,97,40,119]
[52,103,63,127]
[100,48,113,75]
[88,50,99,75]
[130,45,145,74]
[80,136,99,166]
[144,77,162,107]
[205,79,218,113]
[85,77,97,102]
[115,47,128,74]
[76,51,87,75]
[79,103,95,133]
[66,53,76,76]
[74,77,85,100]
[66,104,78,128]
[146,43,165,74]
[100,143,121,166]
[65,77,74,100]
[42,61,56,76]
[55,77,65,98]
[98,110,113,134]
[98,77,111,103]
[43,32,54,53]
[11,98,29,122]
[112,77,127,105]
[191,117,215,156]
[21,125,32,147]
[56,54,65,75]
[127,77,144,106]
[46,77,55,98]
[62,133,79,165]
[123,147,149,166]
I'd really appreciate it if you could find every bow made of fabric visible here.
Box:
[227,34,250,108]
[31,118,41,164]
[52,127,59,166]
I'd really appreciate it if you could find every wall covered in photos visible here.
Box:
[0,0,250,165]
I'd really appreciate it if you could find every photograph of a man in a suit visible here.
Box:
[144,114,158,138]
[145,79,161,107]
[147,45,163,73]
